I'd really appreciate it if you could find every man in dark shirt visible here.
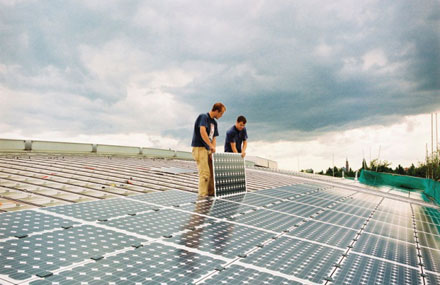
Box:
[224,115,248,158]
[191,102,226,197]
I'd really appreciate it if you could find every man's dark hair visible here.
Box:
[237,115,247,124]
[212,102,226,112]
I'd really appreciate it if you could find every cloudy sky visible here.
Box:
[1,0,439,171]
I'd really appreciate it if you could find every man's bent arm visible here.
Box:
[241,140,247,158]
[230,142,238,153]
[200,126,214,150]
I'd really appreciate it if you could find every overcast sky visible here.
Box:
[1,0,439,171]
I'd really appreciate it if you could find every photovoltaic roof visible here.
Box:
[0,155,439,284]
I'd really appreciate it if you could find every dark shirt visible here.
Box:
[191,113,219,150]
[224,125,248,153]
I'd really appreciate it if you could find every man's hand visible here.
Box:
[210,145,216,153]
[241,152,246,158]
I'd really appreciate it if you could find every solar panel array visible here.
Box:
[1,183,440,285]
[0,156,302,212]
[212,153,247,197]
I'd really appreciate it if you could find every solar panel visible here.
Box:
[364,220,415,242]
[199,264,301,284]
[287,221,358,248]
[313,210,366,229]
[332,254,422,284]
[353,234,419,267]
[170,222,273,259]
[266,201,322,217]
[131,189,197,206]
[179,199,255,220]
[223,192,281,207]
[0,210,79,240]
[44,198,154,221]
[1,186,440,285]
[212,153,246,197]
[415,219,440,236]
[255,188,300,199]
[29,242,225,285]
[420,246,440,273]
[418,232,440,250]
[234,209,304,231]
[241,236,344,283]
[426,272,440,285]
[0,225,145,282]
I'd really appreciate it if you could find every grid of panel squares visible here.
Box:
[212,153,246,197]
[1,186,439,285]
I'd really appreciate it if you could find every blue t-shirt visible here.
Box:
[191,113,219,150]
[224,126,248,153]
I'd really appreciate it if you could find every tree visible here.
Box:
[396,164,405,175]
[408,164,416,176]
[325,167,333,176]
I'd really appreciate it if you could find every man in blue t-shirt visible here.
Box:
[224,115,248,158]
[191,102,226,197]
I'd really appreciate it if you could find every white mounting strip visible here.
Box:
[0,275,18,285]
[0,236,17,243]
[424,269,440,277]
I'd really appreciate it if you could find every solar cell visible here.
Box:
[425,272,440,285]
[288,221,357,248]
[255,188,300,199]
[418,232,440,250]
[104,208,216,238]
[332,254,422,285]
[200,264,301,284]
[0,210,78,240]
[44,198,154,221]
[314,210,366,229]
[276,184,321,194]
[170,222,273,259]
[353,234,419,267]
[294,195,338,208]
[234,209,304,232]
[330,203,373,218]
[241,237,343,283]
[29,242,225,285]
[0,225,145,281]
[212,153,246,197]
[414,206,440,225]
[415,219,440,236]
[420,246,440,273]
[223,192,281,207]
[372,210,414,228]
[364,220,415,243]
[266,201,322,217]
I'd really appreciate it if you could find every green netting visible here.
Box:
[359,170,440,206]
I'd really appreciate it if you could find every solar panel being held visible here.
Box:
[212,153,247,197]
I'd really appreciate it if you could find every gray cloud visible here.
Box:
[0,0,439,143]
